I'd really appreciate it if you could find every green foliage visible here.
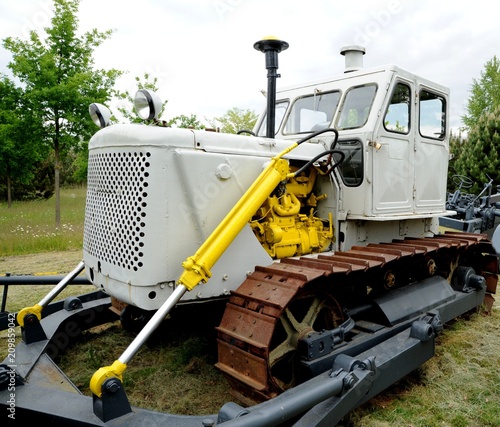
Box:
[0,74,48,203]
[2,0,122,223]
[3,0,122,146]
[115,73,204,129]
[453,107,500,194]
[115,73,168,124]
[450,55,500,193]
[210,107,258,134]
[71,143,89,184]
[462,56,500,130]
[447,130,466,189]
[167,114,205,129]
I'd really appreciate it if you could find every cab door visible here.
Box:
[372,79,414,214]
[413,86,449,213]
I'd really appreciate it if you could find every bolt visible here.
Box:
[202,419,215,427]
[344,374,356,390]
[427,259,437,275]
[384,271,395,289]
[105,379,120,393]
[26,314,37,324]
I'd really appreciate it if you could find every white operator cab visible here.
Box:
[255,47,451,251]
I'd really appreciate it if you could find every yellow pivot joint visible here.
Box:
[90,360,127,397]
[179,256,212,291]
[16,304,43,327]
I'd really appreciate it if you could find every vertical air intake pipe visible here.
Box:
[340,45,365,72]
[254,37,289,138]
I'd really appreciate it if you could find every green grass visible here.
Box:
[56,320,234,415]
[0,187,86,256]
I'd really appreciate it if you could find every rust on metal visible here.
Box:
[216,233,497,404]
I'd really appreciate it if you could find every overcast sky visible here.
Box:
[0,0,498,132]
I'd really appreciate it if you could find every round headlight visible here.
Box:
[134,89,162,120]
[89,103,111,128]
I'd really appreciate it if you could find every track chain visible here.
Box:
[216,232,497,404]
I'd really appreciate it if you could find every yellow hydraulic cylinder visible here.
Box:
[178,144,296,291]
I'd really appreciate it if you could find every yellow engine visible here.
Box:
[250,166,334,259]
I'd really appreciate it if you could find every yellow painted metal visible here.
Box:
[177,143,297,291]
[250,165,334,259]
[16,303,43,327]
[90,359,127,397]
[251,197,334,258]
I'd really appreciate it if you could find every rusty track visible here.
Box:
[216,232,498,404]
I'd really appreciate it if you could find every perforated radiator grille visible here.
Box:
[84,151,151,271]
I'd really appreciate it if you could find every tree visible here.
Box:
[168,114,205,129]
[2,0,122,226]
[209,107,258,134]
[116,73,204,129]
[0,75,47,206]
[453,107,500,194]
[116,73,168,124]
[462,56,500,130]
[447,130,466,189]
[0,75,22,207]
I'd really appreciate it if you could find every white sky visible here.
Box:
[0,0,498,131]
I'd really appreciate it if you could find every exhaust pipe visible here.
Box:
[254,37,289,138]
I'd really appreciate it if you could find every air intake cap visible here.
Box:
[340,45,366,73]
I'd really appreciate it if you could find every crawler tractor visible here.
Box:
[439,175,500,239]
[1,38,499,426]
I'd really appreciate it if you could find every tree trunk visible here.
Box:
[55,150,61,228]
[7,174,12,209]
[6,160,12,208]
[54,131,61,228]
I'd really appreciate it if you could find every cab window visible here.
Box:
[283,91,340,134]
[419,90,446,140]
[257,100,289,137]
[333,139,363,186]
[384,83,411,134]
[337,84,377,130]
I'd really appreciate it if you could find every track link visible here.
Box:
[216,232,498,404]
